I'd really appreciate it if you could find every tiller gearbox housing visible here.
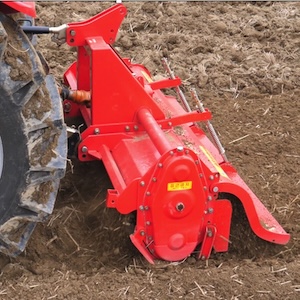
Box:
[62,4,289,263]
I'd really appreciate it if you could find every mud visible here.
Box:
[2,15,32,81]
[0,2,299,299]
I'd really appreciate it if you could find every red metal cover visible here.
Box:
[1,2,36,17]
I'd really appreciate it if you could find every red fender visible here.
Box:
[0,2,36,17]
[218,165,290,245]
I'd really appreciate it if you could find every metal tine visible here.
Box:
[161,57,192,113]
[191,88,228,163]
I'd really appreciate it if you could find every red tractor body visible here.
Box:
[0,1,35,17]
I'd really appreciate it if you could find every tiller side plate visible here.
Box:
[62,4,290,263]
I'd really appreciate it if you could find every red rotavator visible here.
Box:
[0,2,290,263]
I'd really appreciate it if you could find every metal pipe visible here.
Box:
[161,58,192,113]
[191,88,228,162]
[137,108,172,155]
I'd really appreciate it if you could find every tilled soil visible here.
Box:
[0,2,300,299]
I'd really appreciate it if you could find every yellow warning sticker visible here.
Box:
[167,181,192,191]
[199,145,229,179]
[141,70,153,83]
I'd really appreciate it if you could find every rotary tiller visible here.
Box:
[0,3,289,262]
[61,4,289,263]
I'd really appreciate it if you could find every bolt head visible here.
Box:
[82,146,88,153]
[177,146,184,152]
[176,202,185,212]
[140,181,145,187]
[213,186,219,193]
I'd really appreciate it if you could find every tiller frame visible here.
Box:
[62,4,289,263]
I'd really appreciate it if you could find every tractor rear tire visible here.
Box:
[0,13,67,256]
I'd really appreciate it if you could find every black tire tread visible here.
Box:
[0,13,66,256]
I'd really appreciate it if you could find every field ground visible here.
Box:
[0,2,300,299]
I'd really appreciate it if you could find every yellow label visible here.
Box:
[141,70,153,83]
[167,181,192,191]
[199,145,229,179]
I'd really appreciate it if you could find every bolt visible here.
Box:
[199,173,203,178]
[70,29,76,36]
[170,151,174,156]
[208,208,214,214]
[195,160,199,165]
[177,146,184,152]
[125,126,130,132]
[207,230,213,237]
[82,146,88,153]
[140,181,145,187]
[152,177,157,182]
[148,236,152,241]
[207,196,212,201]
[146,191,151,196]
[140,231,145,236]
[134,125,139,131]
[201,255,206,260]
[94,128,100,135]
[139,205,144,211]
[212,186,219,193]
[146,221,151,226]
[168,122,172,126]
[203,186,207,191]
[63,102,72,113]
[209,175,214,180]
[185,150,189,154]
[144,206,149,210]
[158,163,163,168]
[176,202,185,212]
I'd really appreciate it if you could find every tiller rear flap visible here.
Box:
[62,4,290,263]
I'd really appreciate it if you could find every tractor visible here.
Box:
[0,2,289,264]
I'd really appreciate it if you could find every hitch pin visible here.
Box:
[191,88,228,162]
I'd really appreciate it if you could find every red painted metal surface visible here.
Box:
[63,4,290,263]
[0,2,36,17]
